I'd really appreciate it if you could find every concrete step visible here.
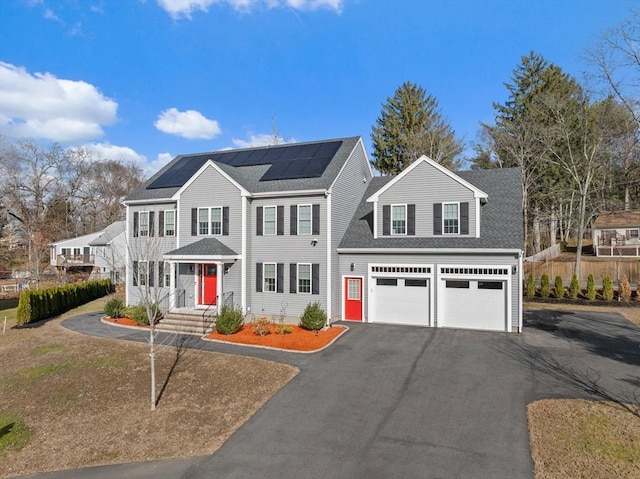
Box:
[156,313,216,335]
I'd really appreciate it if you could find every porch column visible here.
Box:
[169,261,176,310]
[217,261,223,314]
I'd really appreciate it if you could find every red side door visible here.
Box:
[202,264,217,305]
[344,277,363,321]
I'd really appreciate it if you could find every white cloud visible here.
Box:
[232,132,296,148]
[82,143,174,176]
[156,0,343,19]
[0,62,118,142]
[154,108,221,139]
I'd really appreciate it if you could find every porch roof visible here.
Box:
[163,238,239,261]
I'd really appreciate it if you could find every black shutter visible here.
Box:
[256,263,263,292]
[256,207,263,236]
[133,261,138,286]
[223,207,229,236]
[460,202,469,235]
[290,263,297,293]
[433,203,442,235]
[312,204,320,235]
[312,263,320,295]
[191,208,198,236]
[158,262,164,287]
[626,230,630,239]
[158,211,164,237]
[133,212,139,237]
[148,261,154,287]
[149,212,155,237]
[290,205,297,235]
[277,206,284,235]
[382,205,390,236]
[277,263,284,293]
[408,204,416,236]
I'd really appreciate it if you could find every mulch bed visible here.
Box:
[103,316,150,328]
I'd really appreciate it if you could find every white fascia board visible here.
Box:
[163,254,241,262]
[337,247,523,255]
[366,156,489,202]
[328,137,373,195]
[123,198,176,206]
[49,231,103,247]
[171,160,250,200]
[326,192,332,319]
[251,189,327,199]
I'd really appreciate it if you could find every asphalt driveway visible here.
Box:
[22,310,640,479]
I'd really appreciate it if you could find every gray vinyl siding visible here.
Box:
[248,195,327,317]
[377,161,477,238]
[338,252,520,330]
[178,165,243,251]
[126,202,178,306]
[329,141,373,320]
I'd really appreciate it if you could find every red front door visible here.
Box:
[201,264,217,305]
[344,277,363,321]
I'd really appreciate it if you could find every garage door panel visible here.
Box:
[442,279,506,331]
[372,277,429,326]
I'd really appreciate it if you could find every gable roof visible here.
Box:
[125,137,362,202]
[164,238,238,258]
[366,156,488,203]
[339,167,523,251]
[88,221,125,246]
[593,210,640,229]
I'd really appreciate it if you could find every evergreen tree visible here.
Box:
[371,82,463,175]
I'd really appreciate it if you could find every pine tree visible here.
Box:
[371,82,463,175]
[554,276,564,299]
[569,274,580,299]
[526,274,536,297]
[540,274,550,298]
[586,274,596,300]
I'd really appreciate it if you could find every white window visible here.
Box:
[139,211,149,236]
[198,207,223,236]
[264,206,276,236]
[211,207,222,235]
[631,230,639,239]
[264,263,276,292]
[392,204,406,235]
[164,261,171,287]
[138,261,148,287]
[298,205,312,235]
[73,248,81,256]
[164,210,175,236]
[298,263,311,293]
[347,278,360,300]
[443,203,459,234]
[198,208,209,235]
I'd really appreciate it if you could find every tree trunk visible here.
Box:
[574,193,588,279]
[532,205,542,254]
[550,204,557,247]
[150,327,156,411]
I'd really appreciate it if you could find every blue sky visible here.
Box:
[0,0,635,174]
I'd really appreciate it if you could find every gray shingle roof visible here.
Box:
[339,167,523,250]
[125,137,362,202]
[88,221,125,246]
[165,238,238,257]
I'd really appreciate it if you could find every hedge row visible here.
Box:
[16,279,113,325]
[525,273,635,301]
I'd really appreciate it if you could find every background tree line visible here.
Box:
[370,11,639,270]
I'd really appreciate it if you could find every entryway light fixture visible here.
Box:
[350,263,355,272]
[311,239,318,246]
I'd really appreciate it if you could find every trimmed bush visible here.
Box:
[569,274,580,299]
[540,274,550,298]
[526,274,536,297]
[252,316,271,336]
[619,275,632,302]
[586,274,596,300]
[16,279,113,325]
[553,276,564,299]
[602,275,614,301]
[216,305,244,335]
[300,301,327,331]
[104,297,125,318]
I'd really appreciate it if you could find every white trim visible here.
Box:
[263,205,277,236]
[366,156,488,202]
[163,209,176,237]
[138,211,150,237]
[163,254,240,261]
[125,207,130,306]
[442,201,460,235]
[176,199,181,248]
[517,251,523,333]
[241,196,247,313]
[196,206,223,236]
[123,198,177,206]
[169,261,176,310]
[390,203,407,236]
[337,247,523,254]
[297,263,312,294]
[341,274,364,321]
[475,197,481,238]
[326,193,332,318]
[251,189,327,198]
[263,262,277,293]
[372,200,378,239]
[297,204,312,235]
[327,137,373,194]
[171,160,250,200]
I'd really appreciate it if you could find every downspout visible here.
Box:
[518,250,523,333]
[326,191,332,322]
[241,195,248,314]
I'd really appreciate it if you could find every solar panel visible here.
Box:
[147,155,210,189]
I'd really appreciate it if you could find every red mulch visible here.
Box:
[103,316,150,328]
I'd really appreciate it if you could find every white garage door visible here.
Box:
[441,280,506,331]
[371,277,430,326]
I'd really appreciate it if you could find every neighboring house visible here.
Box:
[592,210,640,257]
[124,137,524,332]
[49,221,126,282]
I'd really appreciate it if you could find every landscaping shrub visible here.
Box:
[540,274,550,298]
[252,316,271,336]
[553,276,564,299]
[275,323,294,335]
[16,279,113,325]
[619,275,631,302]
[569,274,580,299]
[525,274,536,297]
[602,274,614,301]
[586,274,596,300]
[104,297,125,318]
[300,301,327,331]
[216,305,244,334]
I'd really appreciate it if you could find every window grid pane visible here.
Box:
[139,212,149,236]
[165,211,175,236]
[299,205,311,234]
[198,208,209,235]
[444,204,458,234]
[392,205,406,235]
[211,207,222,235]
[164,262,171,287]
[348,279,360,300]
[264,264,276,292]
[298,264,311,293]
[264,207,276,235]
[139,262,147,286]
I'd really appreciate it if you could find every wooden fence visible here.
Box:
[524,259,639,286]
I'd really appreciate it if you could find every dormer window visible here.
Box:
[443,203,459,234]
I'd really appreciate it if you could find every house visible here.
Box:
[592,210,640,257]
[49,221,126,282]
[124,137,524,332]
